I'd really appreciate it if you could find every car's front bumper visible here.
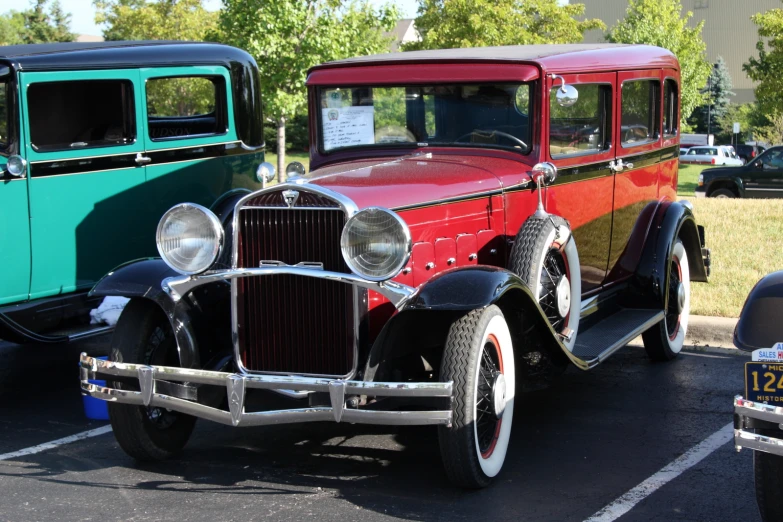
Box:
[80,353,454,427]
[734,396,783,456]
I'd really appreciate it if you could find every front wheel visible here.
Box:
[642,239,690,361]
[711,188,735,198]
[755,449,783,521]
[108,299,196,461]
[438,305,516,488]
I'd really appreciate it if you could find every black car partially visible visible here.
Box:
[695,145,783,198]
[736,144,766,164]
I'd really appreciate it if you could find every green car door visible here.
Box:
[138,66,263,225]
[0,70,31,306]
[19,69,148,300]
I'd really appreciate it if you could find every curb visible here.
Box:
[686,315,738,350]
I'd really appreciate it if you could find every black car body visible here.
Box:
[736,143,766,164]
[694,145,783,198]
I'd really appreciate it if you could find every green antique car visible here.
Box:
[0,41,269,345]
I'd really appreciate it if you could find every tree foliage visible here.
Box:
[744,4,783,117]
[605,0,710,127]
[714,102,764,144]
[0,0,74,45]
[94,0,217,42]
[405,0,604,51]
[689,56,734,133]
[214,0,398,180]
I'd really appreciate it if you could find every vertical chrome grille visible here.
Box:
[235,198,355,376]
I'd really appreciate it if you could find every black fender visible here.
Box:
[90,258,233,369]
[210,188,251,269]
[705,175,744,197]
[625,201,709,310]
[363,266,588,384]
[734,270,783,352]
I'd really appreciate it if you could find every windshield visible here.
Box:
[318,83,532,154]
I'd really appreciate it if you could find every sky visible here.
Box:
[56,0,420,36]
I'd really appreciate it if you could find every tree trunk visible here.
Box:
[277,117,286,183]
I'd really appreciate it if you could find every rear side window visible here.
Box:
[663,79,678,137]
[27,80,135,152]
[621,79,660,147]
[549,84,612,157]
[0,79,8,150]
[146,76,226,141]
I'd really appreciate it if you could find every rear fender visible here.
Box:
[626,201,708,309]
[734,271,783,352]
[90,259,233,369]
[363,266,588,383]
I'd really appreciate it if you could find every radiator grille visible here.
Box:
[235,205,354,375]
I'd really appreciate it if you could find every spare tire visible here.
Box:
[508,215,581,351]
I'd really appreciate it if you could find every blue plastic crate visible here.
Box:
[81,356,109,421]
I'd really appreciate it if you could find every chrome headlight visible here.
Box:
[156,203,223,275]
[340,207,412,281]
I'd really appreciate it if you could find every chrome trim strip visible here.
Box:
[80,354,453,427]
[164,265,415,307]
[238,206,343,211]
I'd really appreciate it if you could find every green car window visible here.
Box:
[27,79,136,152]
[146,76,226,141]
[0,79,8,150]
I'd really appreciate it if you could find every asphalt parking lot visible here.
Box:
[0,339,760,522]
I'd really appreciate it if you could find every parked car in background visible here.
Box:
[695,145,783,198]
[680,145,743,166]
[79,44,710,488]
[733,271,783,521]
[736,143,766,164]
[680,146,690,156]
[0,41,266,347]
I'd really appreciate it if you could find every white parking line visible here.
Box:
[583,422,734,522]
[0,425,112,462]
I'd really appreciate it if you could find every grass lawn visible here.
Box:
[686,197,783,317]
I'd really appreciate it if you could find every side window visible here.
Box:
[549,84,612,157]
[0,79,8,150]
[621,79,659,147]
[146,76,226,141]
[27,80,135,152]
[663,79,678,137]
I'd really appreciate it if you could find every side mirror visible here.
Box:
[286,161,306,178]
[551,74,578,107]
[255,162,276,186]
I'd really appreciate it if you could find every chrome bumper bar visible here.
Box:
[734,396,783,456]
[80,354,453,427]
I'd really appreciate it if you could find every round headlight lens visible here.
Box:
[340,207,411,281]
[156,203,223,275]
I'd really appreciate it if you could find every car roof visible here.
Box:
[0,41,255,72]
[310,44,678,74]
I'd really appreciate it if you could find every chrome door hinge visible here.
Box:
[135,153,152,165]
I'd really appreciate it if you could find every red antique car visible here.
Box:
[80,44,710,488]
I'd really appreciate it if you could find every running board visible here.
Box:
[0,312,113,345]
[572,308,664,368]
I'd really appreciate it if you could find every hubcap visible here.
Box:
[491,373,506,419]
[676,282,685,314]
[556,275,571,319]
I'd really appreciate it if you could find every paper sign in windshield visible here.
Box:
[752,343,783,361]
[322,106,375,151]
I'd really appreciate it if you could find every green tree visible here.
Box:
[95,0,216,42]
[605,0,710,128]
[406,0,604,51]
[690,56,734,133]
[214,0,398,181]
[714,102,763,144]
[745,4,783,117]
[0,0,74,45]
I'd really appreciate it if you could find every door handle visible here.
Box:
[609,159,634,173]
[135,153,152,165]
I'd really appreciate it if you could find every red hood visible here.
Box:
[306,152,530,210]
